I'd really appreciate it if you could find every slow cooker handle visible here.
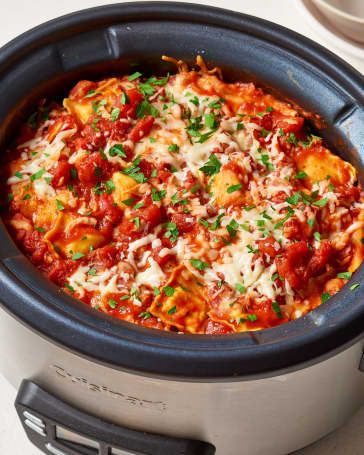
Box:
[15,380,215,455]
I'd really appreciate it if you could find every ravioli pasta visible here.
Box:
[1,58,363,334]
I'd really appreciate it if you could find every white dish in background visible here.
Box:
[297,0,364,60]
[313,0,364,44]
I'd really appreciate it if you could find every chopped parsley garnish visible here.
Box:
[247,244,259,254]
[235,283,246,294]
[109,144,126,158]
[286,132,298,146]
[199,154,222,176]
[226,219,239,238]
[190,184,200,194]
[260,128,271,138]
[307,218,315,228]
[15,171,23,179]
[92,99,106,114]
[30,168,45,181]
[121,92,130,104]
[120,295,130,301]
[84,89,97,98]
[153,287,161,296]
[266,106,273,112]
[164,222,179,242]
[293,170,308,180]
[136,100,159,118]
[167,306,177,315]
[105,180,115,194]
[286,193,301,205]
[70,167,78,180]
[190,258,210,271]
[163,286,175,297]
[208,100,222,109]
[132,217,140,229]
[151,187,166,201]
[237,122,244,131]
[128,71,142,81]
[72,252,84,261]
[247,314,258,322]
[108,299,118,309]
[133,202,144,210]
[189,96,199,106]
[274,207,294,229]
[313,232,321,242]
[122,197,135,207]
[88,268,97,276]
[22,194,31,200]
[91,118,100,131]
[64,283,75,293]
[110,107,120,121]
[56,199,65,211]
[260,154,274,171]
[204,113,218,129]
[350,283,360,291]
[337,272,352,280]
[227,183,243,193]
[321,292,331,303]
[122,156,147,183]
[312,198,328,207]
[139,311,152,319]
[150,137,156,143]
[35,227,45,233]
[272,301,283,318]
[168,143,179,152]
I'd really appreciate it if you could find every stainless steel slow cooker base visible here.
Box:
[1,310,363,455]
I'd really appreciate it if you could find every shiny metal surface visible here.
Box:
[0,310,363,455]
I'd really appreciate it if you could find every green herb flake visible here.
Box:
[293,170,308,180]
[122,197,135,207]
[110,107,120,122]
[227,183,243,194]
[199,153,222,176]
[34,227,45,233]
[190,258,210,271]
[15,171,23,179]
[227,219,239,238]
[30,168,45,181]
[247,314,258,322]
[153,287,161,296]
[151,187,166,202]
[163,286,175,297]
[321,292,331,303]
[350,283,360,291]
[313,231,321,242]
[167,305,177,315]
[88,268,97,276]
[168,143,179,153]
[72,252,84,261]
[337,272,352,280]
[128,71,142,81]
[56,199,65,211]
[121,92,130,104]
[235,283,246,294]
[64,283,75,293]
[108,299,118,309]
[132,217,140,229]
[272,301,282,318]
[22,194,31,200]
[105,179,116,194]
[109,144,126,158]
[164,222,179,242]
[307,218,315,228]
[312,198,328,207]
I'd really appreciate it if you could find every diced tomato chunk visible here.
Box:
[75,152,111,184]
[276,241,310,290]
[69,80,97,100]
[129,116,154,142]
[50,160,71,188]
[89,245,119,269]
[272,112,304,135]
[48,259,77,285]
[119,89,143,119]
[171,213,196,234]
[306,241,332,277]
[205,320,232,335]
[257,236,281,258]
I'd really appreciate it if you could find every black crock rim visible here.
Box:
[0,2,363,379]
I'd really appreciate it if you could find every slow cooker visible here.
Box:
[0,3,363,455]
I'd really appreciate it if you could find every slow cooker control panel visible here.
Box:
[15,380,215,455]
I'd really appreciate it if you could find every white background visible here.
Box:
[0,1,363,454]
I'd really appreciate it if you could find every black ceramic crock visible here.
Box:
[0,2,363,379]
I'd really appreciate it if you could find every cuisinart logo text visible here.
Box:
[50,364,167,412]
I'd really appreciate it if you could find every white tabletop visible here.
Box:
[0,1,363,454]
